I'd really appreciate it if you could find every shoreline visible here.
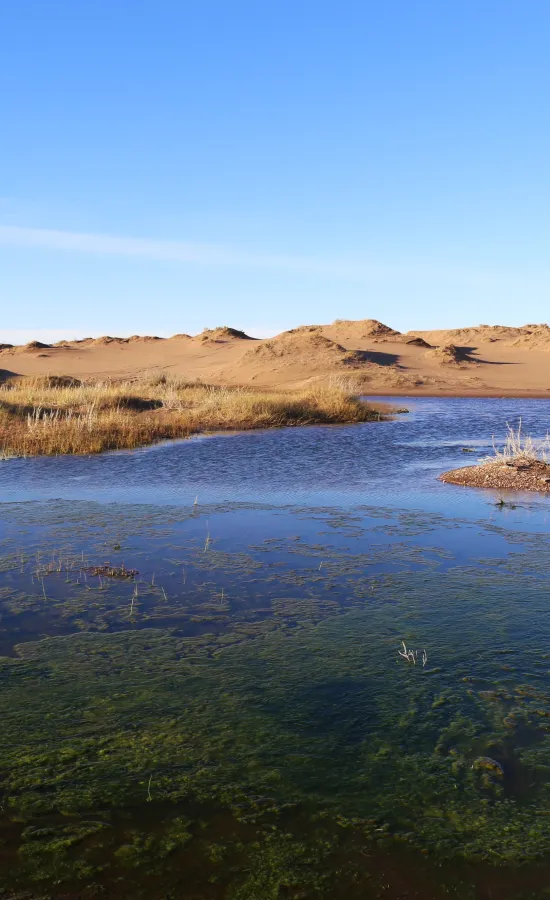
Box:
[0,379,385,458]
[441,459,550,494]
[367,389,550,399]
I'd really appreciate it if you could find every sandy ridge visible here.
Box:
[1,320,550,396]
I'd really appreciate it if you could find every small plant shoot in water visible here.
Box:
[398,641,428,667]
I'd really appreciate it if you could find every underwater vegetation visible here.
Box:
[1,500,550,897]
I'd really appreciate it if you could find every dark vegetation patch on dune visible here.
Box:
[425,344,476,365]
[198,326,254,343]
[14,341,53,353]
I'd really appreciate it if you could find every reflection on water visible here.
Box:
[1,399,550,898]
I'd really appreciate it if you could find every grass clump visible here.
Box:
[0,376,380,457]
[488,420,550,464]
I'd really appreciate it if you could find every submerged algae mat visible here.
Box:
[2,502,550,897]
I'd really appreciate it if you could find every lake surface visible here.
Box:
[1,397,550,899]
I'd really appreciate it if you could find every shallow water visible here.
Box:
[1,395,549,513]
[1,398,550,898]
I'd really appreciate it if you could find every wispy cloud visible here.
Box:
[0,224,544,295]
[0,224,367,278]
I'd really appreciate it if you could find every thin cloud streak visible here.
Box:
[0,224,542,292]
[0,224,370,278]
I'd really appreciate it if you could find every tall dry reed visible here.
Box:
[488,419,550,464]
[0,375,380,457]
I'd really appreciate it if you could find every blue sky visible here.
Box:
[1,0,549,341]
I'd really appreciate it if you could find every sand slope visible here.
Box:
[1,320,550,395]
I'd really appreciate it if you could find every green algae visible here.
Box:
[228,830,329,899]
[3,501,550,895]
[18,822,107,884]
[1,601,550,870]
[114,816,193,866]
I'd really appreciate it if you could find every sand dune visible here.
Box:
[409,323,550,350]
[423,344,476,365]
[1,319,550,395]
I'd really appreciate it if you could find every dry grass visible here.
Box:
[0,374,381,457]
[488,420,550,464]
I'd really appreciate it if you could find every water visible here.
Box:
[1,398,550,899]
[1,395,549,514]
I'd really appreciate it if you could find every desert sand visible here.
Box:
[2,320,550,396]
